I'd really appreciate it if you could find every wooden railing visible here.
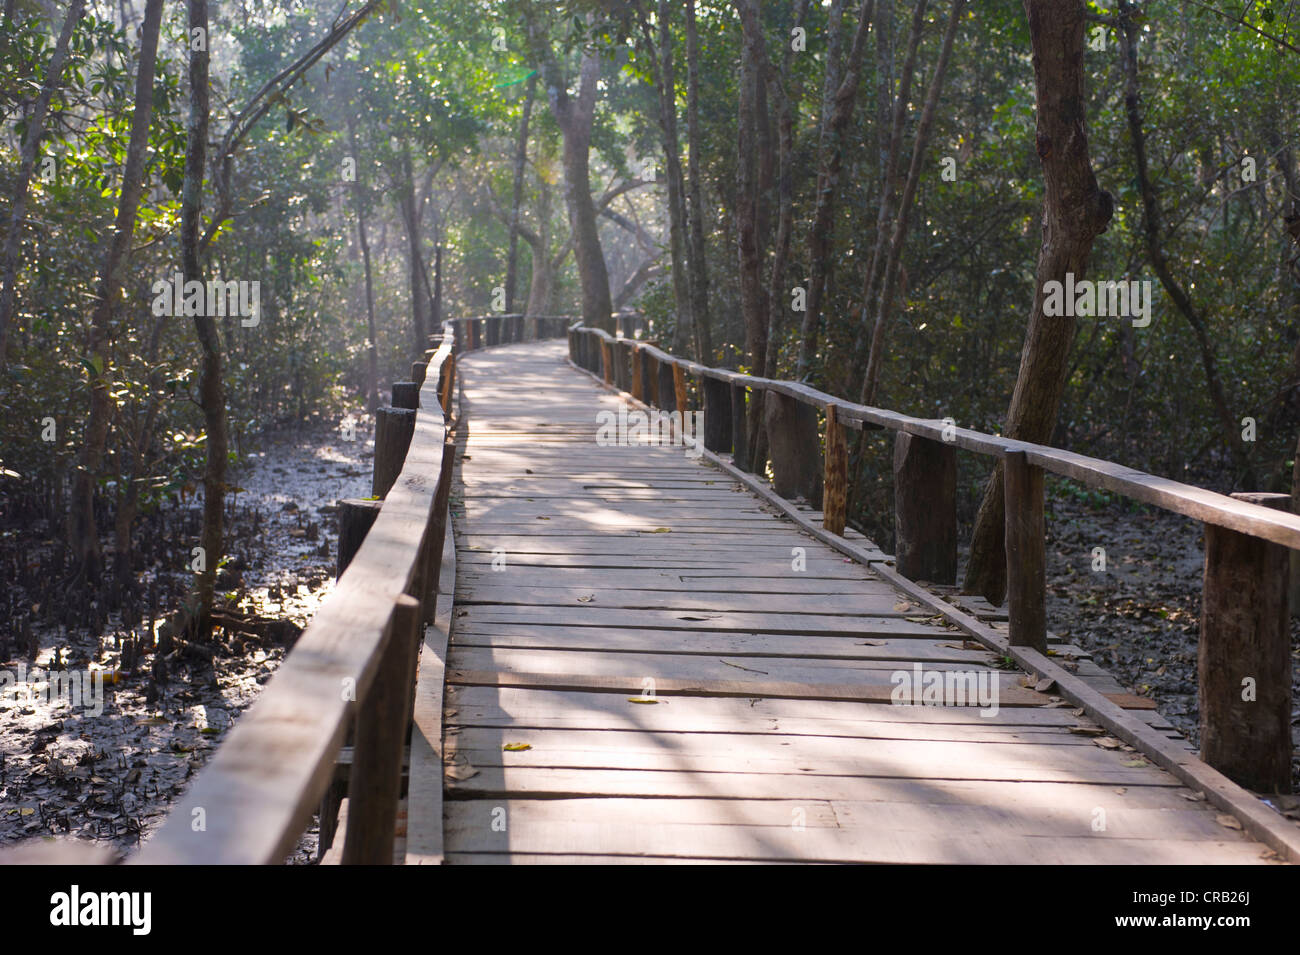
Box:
[133,324,459,865]
[450,311,648,352]
[568,323,1298,802]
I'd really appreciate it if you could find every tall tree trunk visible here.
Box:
[506,73,537,315]
[735,0,768,385]
[761,0,809,380]
[67,0,164,578]
[185,0,226,628]
[526,11,615,332]
[399,143,427,353]
[849,0,928,391]
[642,0,694,355]
[0,0,86,367]
[962,0,1114,602]
[345,113,379,413]
[684,0,713,361]
[796,0,873,379]
[1118,1,1252,483]
[858,0,965,406]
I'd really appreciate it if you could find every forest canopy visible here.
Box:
[3,0,1300,622]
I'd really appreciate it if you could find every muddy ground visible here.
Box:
[0,415,372,861]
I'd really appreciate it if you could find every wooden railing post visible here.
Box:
[823,405,847,535]
[615,341,631,392]
[701,376,732,452]
[641,350,657,405]
[673,364,688,416]
[658,360,677,413]
[469,319,480,350]
[600,340,613,385]
[392,381,419,410]
[341,594,421,865]
[631,344,644,402]
[439,354,455,414]
[337,499,382,579]
[730,384,751,471]
[1200,491,1293,792]
[372,407,416,498]
[764,391,822,504]
[1003,450,1046,651]
[410,361,428,387]
[486,315,500,346]
[893,432,957,583]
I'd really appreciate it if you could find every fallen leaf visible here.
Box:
[892,601,913,613]
[1094,737,1123,749]
[626,696,660,704]
[1121,759,1148,768]
[576,594,595,603]
[1180,791,1207,802]
[1034,677,1056,693]
[1215,814,1244,831]
[503,743,532,752]
[649,527,672,533]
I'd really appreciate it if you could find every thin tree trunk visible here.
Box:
[345,113,379,412]
[963,0,1114,602]
[684,0,713,362]
[761,0,809,380]
[185,0,226,628]
[399,143,427,353]
[67,0,163,578]
[859,0,965,406]
[655,0,695,355]
[0,0,86,367]
[797,0,873,379]
[735,0,768,382]
[1118,1,1251,482]
[525,10,615,332]
[506,73,537,315]
[849,0,928,390]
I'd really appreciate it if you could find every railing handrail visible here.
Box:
[569,323,1300,551]
[133,324,458,865]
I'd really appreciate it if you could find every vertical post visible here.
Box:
[391,381,419,410]
[641,351,658,406]
[469,320,480,350]
[823,405,848,535]
[763,391,822,505]
[673,364,688,416]
[342,594,421,865]
[701,376,732,453]
[410,361,427,387]
[893,432,957,583]
[439,355,455,414]
[1003,450,1046,651]
[631,345,644,402]
[730,384,751,471]
[486,315,500,346]
[601,340,613,384]
[657,360,676,413]
[1199,492,1292,792]
[372,407,416,498]
[615,341,630,392]
[336,499,382,579]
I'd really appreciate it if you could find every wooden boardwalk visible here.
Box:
[439,340,1278,864]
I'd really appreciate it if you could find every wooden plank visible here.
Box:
[405,505,457,865]
[451,625,1003,664]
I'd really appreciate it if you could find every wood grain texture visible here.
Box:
[437,339,1285,866]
